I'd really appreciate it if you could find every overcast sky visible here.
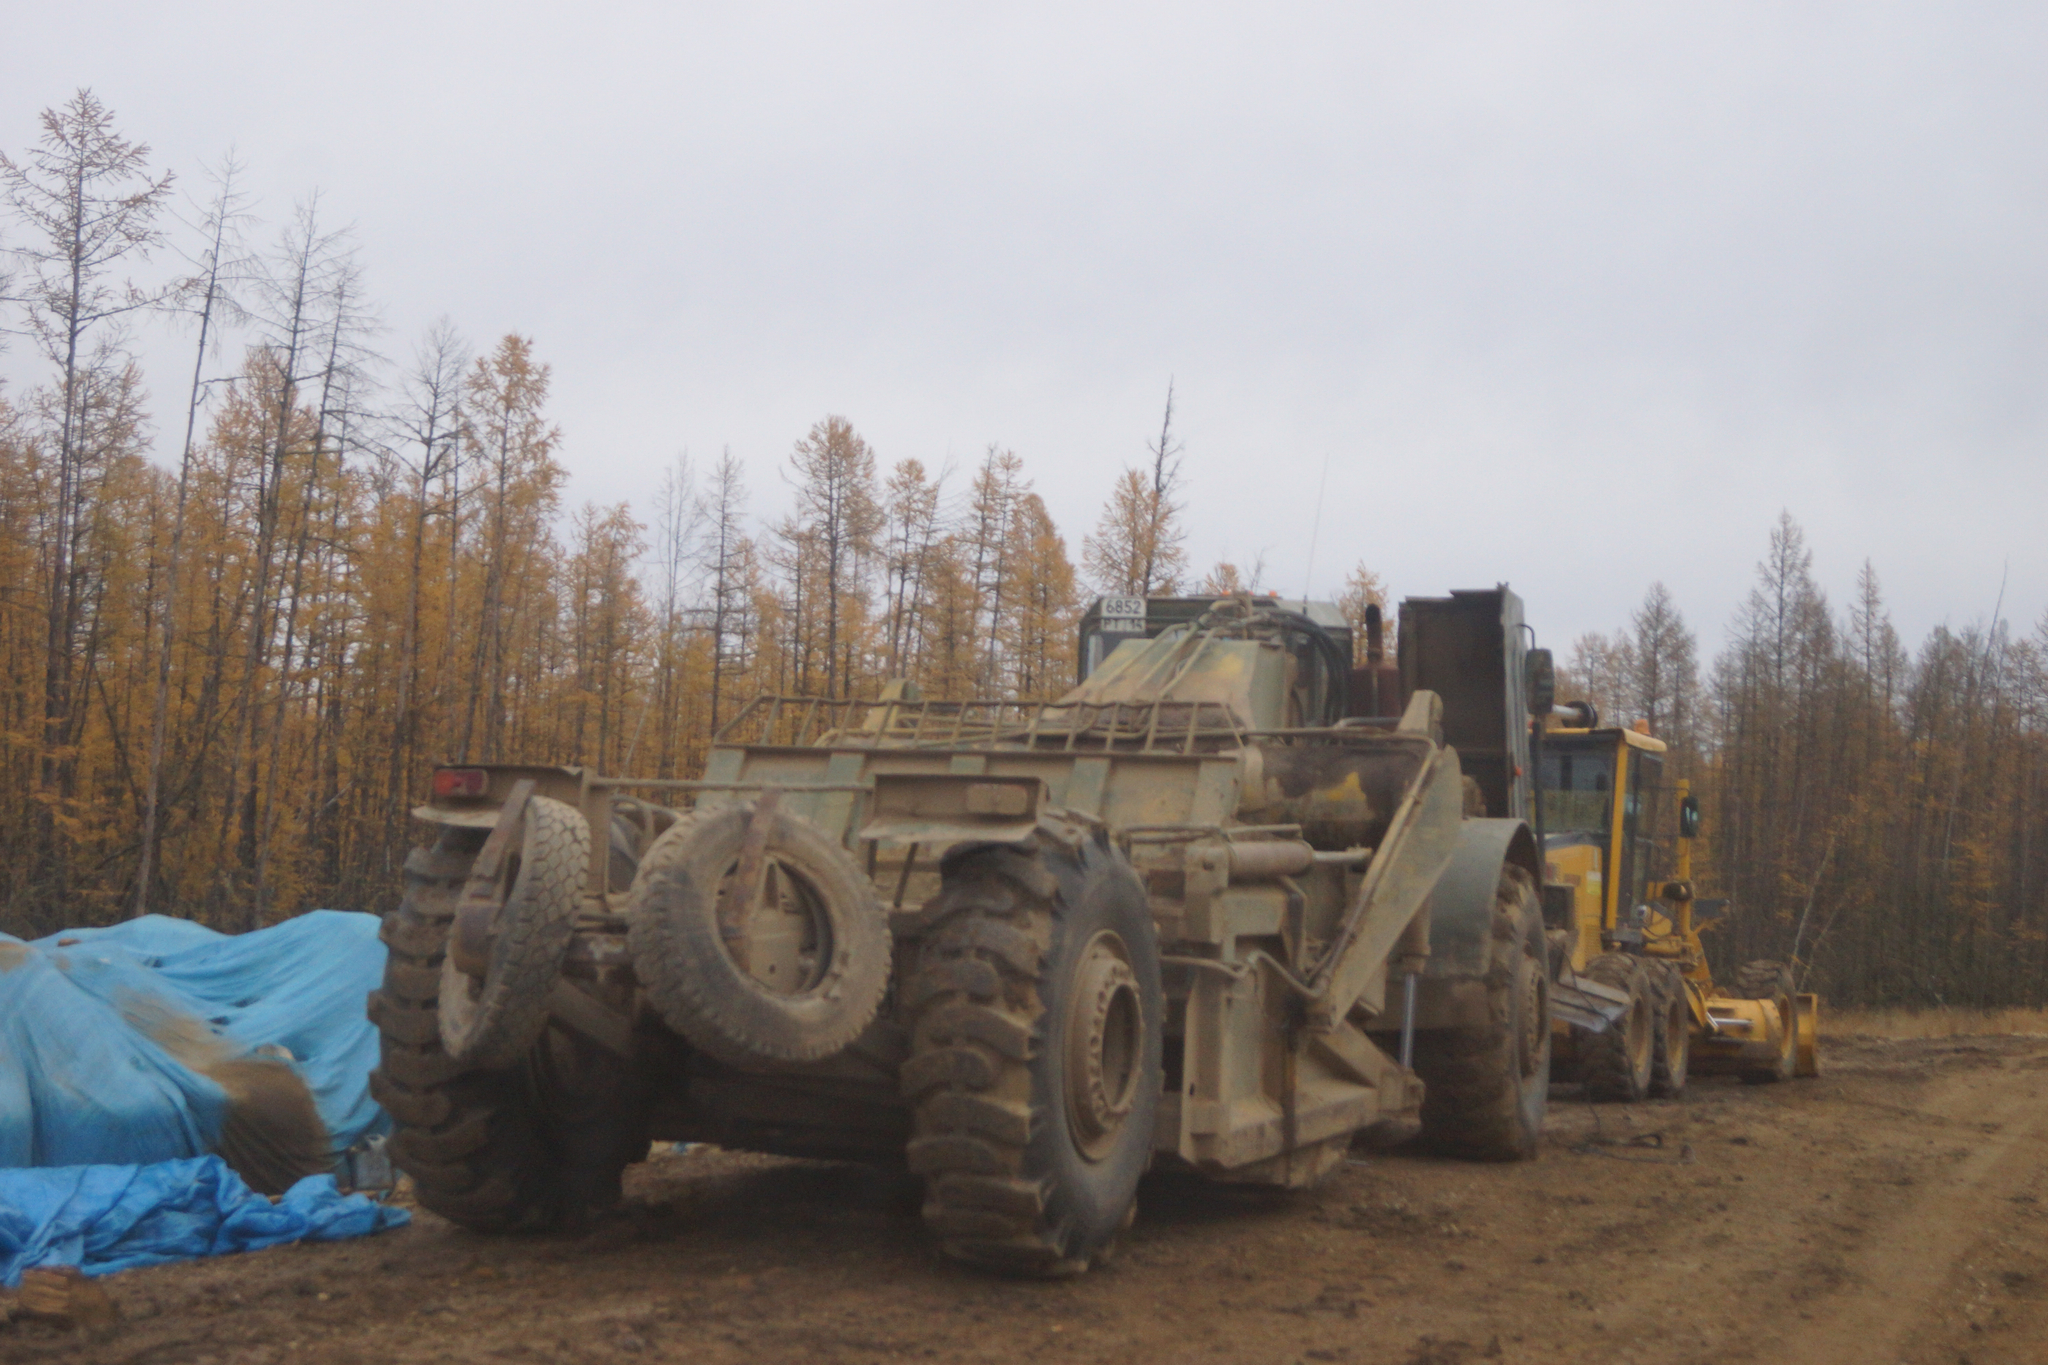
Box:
[5,2,2044,659]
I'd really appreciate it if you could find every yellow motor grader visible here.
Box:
[1537,706,1821,1097]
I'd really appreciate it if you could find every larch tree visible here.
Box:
[1001,492,1078,698]
[918,537,981,701]
[1625,581,1699,759]
[1713,511,1835,964]
[700,448,751,732]
[377,320,468,851]
[1,89,174,899]
[225,199,365,923]
[881,457,947,682]
[1336,562,1390,656]
[1202,555,1266,595]
[1083,381,1188,597]
[767,513,818,694]
[1845,559,1905,751]
[964,445,1026,691]
[0,397,34,830]
[460,334,565,761]
[565,501,648,774]
[783,416,881,698]
[645,453,699,777]
[252,244,372,920]
[1563,630,1633,728]
[135,153,253,915]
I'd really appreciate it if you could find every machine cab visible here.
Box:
[1538,722,1667,965]
[1071,594,1359,733]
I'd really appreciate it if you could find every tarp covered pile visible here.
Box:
[0,911,409,1280]
[0,1157,408,1286]
[0,911,389,1178]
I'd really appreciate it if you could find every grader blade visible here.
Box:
[1551,974,1631,1033]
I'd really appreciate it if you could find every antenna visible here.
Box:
[1300,452,1331,610]
[1984,557,2011,688]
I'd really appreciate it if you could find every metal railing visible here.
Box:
[713,694,1249,755]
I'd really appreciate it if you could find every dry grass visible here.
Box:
[1822,1005,2048,1039]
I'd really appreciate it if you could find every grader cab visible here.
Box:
[370,590,1558,1276]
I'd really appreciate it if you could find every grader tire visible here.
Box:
[1649,965,1691,1099]
[627,801,890,1068]
[1734,959,1797,1084]
[1735,960,1796,1000]
[373,826,643,1233]
[1581,953,1656,1103]
[1412,866,1550,1161]
[903,836,1162,1277]
[437,796,588,1069]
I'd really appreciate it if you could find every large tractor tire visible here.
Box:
[371,826,643,1232]
[1734,959,1797,1084]
[1649,964,1691,1098]
[902,835,1163,1277]
[437,796,588,1069]
[1581,953,1656,1103]
[1412,866,1550,1160]
[627,800,890,1068]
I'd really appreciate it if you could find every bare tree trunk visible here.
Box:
[385,322,465,865]
[136,156,246,916]
[1140,380,1181,597]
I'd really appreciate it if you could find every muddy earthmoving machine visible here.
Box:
[1536,703,1821,1099]
[370,589,1559,1276]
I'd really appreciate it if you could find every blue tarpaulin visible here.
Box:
[0,1156,409,1285]
[0,911,391,1176]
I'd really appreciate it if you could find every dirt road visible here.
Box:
[7,1033,2046,1365]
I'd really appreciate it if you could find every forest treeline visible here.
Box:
[1563,516,2048,1010]
[3,93,2043,1009]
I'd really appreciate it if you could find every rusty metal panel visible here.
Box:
[1397,587,1532,821]
[1190,758,1241,826]
[1059,756,1111,816]
[811,751,869,842]
[858,774,1044,847]
[1307,745,1465,1030]
[696,747,746,812]
[1236,736,1429,846]
[1098,755,1210,830]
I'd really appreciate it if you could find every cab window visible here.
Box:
[1629,752,1665,906]
[1539,745,1613,838]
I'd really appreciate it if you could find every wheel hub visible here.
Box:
[1516,955,1545,1078]
[720,858,831,996]
[1626,991,1654,1071]
[1064,931,1144,1162]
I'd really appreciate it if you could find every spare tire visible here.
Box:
[627,800,889,1067]
[437,795,589,1069]
[1734,959,1795,1001]
[381,824,643,1233]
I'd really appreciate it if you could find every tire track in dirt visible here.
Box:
[11,1035,2048,1365]
[1756,1049,2048,1365]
